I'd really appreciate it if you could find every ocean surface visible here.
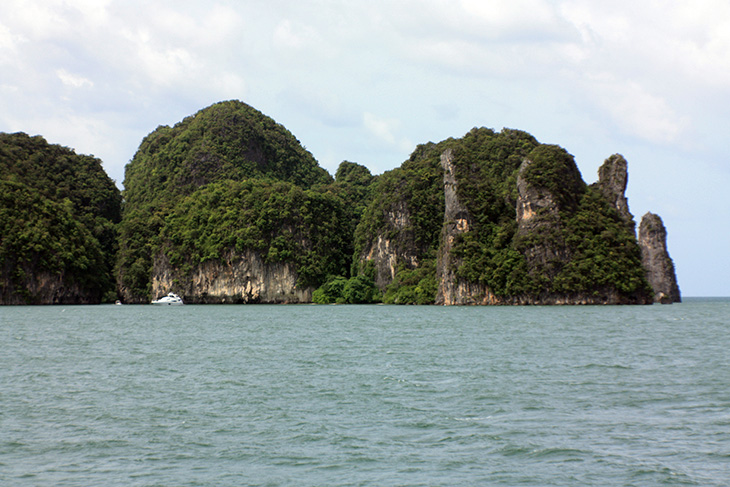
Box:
[2,299,729,486]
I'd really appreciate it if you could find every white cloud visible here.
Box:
[0,22,20,60]
[64,0,112,25]
[364,112,398,145]
[57,69,93,89]
[587,75,686,144]
[460,0,569,40]
[363,112,412,152]
[274,19,310,50]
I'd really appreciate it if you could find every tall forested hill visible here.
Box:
[116,100,348,302]
[0,132,122,304]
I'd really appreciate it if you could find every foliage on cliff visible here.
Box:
[0,132,121,303]
[123,100,331,208]
[448,128,541,296]
[1,102,656,305]
[355,127,652,303]
[354,140,449,267]
[511,145,650,298]
[117,101,343,300]
[312,273,381,304]
[159,179,351,288]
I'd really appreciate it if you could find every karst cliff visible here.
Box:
[638,213,681,303]
[1,100,680,304]
[357,127,678,305]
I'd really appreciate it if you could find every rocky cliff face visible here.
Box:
[0,267,98,305]
[431,146,654,305]
[596,154,633,225]
[514,157,571,278]
[359,200,420,290]
[151,250,312,304]
[638,212,681,303]
[436,149,492,305]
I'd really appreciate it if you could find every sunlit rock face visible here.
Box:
[151,250,312,304]
[436,149,488,305]
[359,199,420,291]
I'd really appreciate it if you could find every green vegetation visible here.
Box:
[553,187,652,296]
[117,100,337,301]
[312,274,381,304]
[1,102,653,305]
[354,127,651,303]
[334,161,376,232]
[382,261,438,305]
[160,179,351,288]
[352,139,448,300]
[0,133,121,303]
[449,128,540,296]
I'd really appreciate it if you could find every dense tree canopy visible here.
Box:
[117,101,344,301]
[1,103,654,305]
[354,127,651,303]
[0,132,121,303]
[160,179,352,289]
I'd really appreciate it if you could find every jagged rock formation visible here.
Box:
[638,212,681,303]
[358,128,656,305]
[0,270,98,305]
[436,149,491,304]
[2,102,680,306]
[353,144,442,300]
[514,156,572,283]
[360,200,420,290]
[596,154,633,226]
[152,250,311,304]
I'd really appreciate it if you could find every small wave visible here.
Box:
[498,444,533,457]
[497,444,590,460]
[577,363,632,370]
[452,416,493,422]
[528,447,589,460]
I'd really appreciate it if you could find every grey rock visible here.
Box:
[597,154,633,225]
[638,212,681,303]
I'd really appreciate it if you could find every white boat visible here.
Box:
[151,293,184,305]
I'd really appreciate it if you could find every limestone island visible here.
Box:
[1,100,679,305]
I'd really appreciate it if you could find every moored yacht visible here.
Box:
[151,293,184,305]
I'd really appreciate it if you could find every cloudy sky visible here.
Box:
[1,0,728,296]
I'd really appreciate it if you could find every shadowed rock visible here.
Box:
[639,212,681,303]
[597,154,633,226]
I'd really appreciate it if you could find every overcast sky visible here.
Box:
[1,0,728,296]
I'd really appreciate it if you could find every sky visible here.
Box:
[1,0,728,297]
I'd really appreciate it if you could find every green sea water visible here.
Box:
[2,299,729,486]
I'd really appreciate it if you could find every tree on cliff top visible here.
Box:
[123,100,332,209]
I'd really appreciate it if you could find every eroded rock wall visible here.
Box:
[515,158,571,278]
[638,212,681,303]
[359,201,420,290]
[151,250,312,304]
[596,154,633,225]
[0,267,97,305]
[436,149,491,305]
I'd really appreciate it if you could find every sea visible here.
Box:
[2,299,729,486]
